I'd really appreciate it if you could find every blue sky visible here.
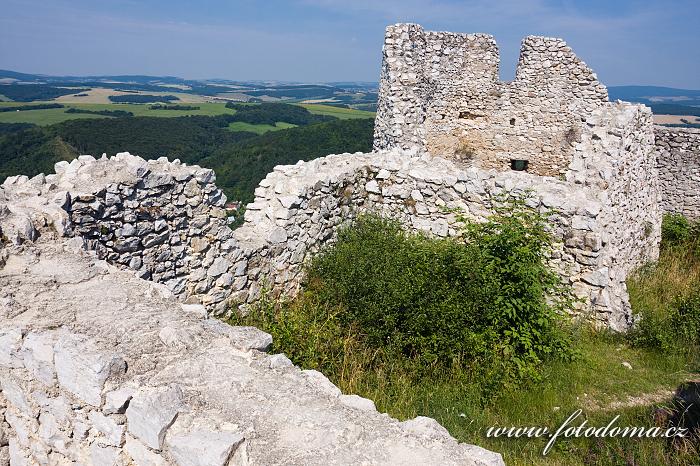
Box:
[1,0,698,87]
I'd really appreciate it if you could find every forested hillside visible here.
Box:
[202,118,374,202]
[0,111,375,203]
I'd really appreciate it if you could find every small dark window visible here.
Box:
[509,118,516,126]
[459,111,477,119]
[510,159,529,171]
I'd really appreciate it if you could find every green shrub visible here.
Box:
[662,213,690,244]
[661,213,698,246]
[628,291,700,352]
[255,196,576,385]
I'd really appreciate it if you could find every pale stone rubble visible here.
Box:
[0,229,503,465]
[655,126,700,220]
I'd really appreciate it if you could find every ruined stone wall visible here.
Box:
[374,23,609,176]
[240,103,659,331]
[1,116,659,331]
[655,127,700,220]
[1,153,249,316]
[565,103,661,328]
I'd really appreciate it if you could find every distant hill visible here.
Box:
[0,69,378,109]
[609,86,700,112]
[608,86,700,99]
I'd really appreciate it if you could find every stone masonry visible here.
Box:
[373,23,608,176]
[656,126,700,220]
[371,23,663,329]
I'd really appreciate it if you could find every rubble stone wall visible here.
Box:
[241,102,659,330]
[1,153,249,315]
[373,23,609,176]
[655,127,700,220]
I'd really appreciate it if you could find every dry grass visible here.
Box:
[628,244,700,313]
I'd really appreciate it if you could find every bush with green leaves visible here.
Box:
[238,197,576,386]
[661,212,700,248]
[628,290,700,352]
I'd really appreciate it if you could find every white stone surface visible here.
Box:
[125,386,183,450]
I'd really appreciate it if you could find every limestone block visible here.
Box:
[90,442,121,466]
[126,385,183,450]
[180,304,207,320]
[166,428,244,466]
[207,257,231,277]
[201,321,272,352]
[400,416,451,439]
[267,354,293,369]
[103,387,135,415]
[301,370,341,398]
[20,332,56,386]
[0,328,24,369]
[37,412,70,454]
[339,394,376,412]
[0,379,32,416]
[125,435,167,466]
[8,438,29,466]
[54,333,126,406]
[89,411,125,447]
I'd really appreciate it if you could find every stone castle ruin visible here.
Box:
[0,22,698,465]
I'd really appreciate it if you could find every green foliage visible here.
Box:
[49,115,256,164]
[224,102,336,126]
[0,84,90,101]
[662,213,692,244]
[661,212,700,246]
[108,94,179,103]
[628,290,700,352]
[0,112,374,203]
[201,118,375,203]
[233,205,700,465]
[240,198,575,390]
[0,127,76,180]
[0,103,64,112]
[65,108,133,118]
[0,123,35,135]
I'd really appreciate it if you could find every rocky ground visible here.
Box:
[0,218,503,465]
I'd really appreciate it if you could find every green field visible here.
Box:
[227,121,297,134]
[0,102,235,125]
[0,101,374,129]
[299,103,376,119]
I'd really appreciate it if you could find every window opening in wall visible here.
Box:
[510,118,516,126]
[510,159,529,171]
[459,111,478,119]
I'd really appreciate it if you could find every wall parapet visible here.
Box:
[1,115,659,331]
